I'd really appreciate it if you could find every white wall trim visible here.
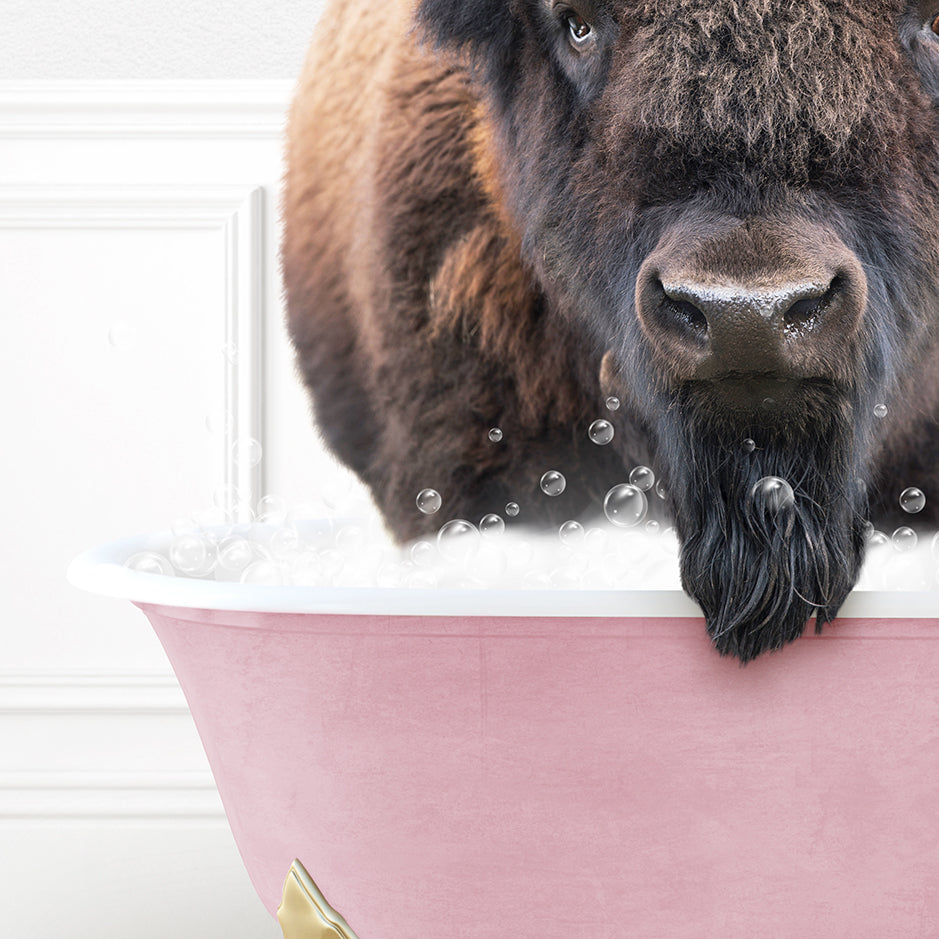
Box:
[0,672,185,714]
[0,182,266,513]
[0,80,292,139]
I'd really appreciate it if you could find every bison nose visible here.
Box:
[635,224,867,387]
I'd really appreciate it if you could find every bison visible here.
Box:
[282,0,939,660]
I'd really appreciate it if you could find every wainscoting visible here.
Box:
[0,81,362,937]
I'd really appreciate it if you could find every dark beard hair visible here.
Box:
[661,391,869,662]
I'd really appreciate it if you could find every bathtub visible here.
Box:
[69,526,939,938]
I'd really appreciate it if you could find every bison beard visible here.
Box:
[662,392,868,662]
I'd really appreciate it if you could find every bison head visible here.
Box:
[417,0,939,659]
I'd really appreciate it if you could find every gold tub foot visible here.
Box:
[277,859,360,939]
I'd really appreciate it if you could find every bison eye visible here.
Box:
[565,11,593,46]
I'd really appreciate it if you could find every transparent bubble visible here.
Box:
[107,322,136,350]
[212,483,246,511]
[475,544,508,580]
[932,532,939,562]
[125,551,173,576]
[316,548,345,582]
[410,540,436,567]
[416,488,442,515]
[221,341,239,364]
[899,487,926,514]
[269,526,301,560]
[216,536,254,573]
[335,524,366,552]
[628,466,655,492]
[588,419,615,445]
[505,502,520,517]
[488,427,503,443]
[742,438,756,454]
[479,513,505,537]
[406,569,439,589]
[762,397,776,410]
[436,519,481,562]
[540,470,566,497]
[289,552,321,587]
[584,527,609,554]
[605,396,621,411]
[654,480,667,500]
[750,476,795,515]
[892,526,918,553]
[874,403,888,419]
[866,529,889,548]
[231,437,262,468]
[257,494,288,524]
[240,559,285,585]
[645,520,660,535]
[558,519,585,546]
[603,484,648,528]
[169,532,211,574]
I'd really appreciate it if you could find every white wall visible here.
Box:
[0,4,382,936]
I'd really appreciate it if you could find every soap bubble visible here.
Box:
[645,520,660,535]
[169,532,212,574]
[892,527,918,553]
[212,483,245,511]
[269,526,301,560]
[505,502,520,517]
[750,476,795,515]
[605,396,620,411]
[125,551,173,576]
[479,513,505,537]
[335,524,366,552]
[540,470,566,497]
[866,529,889,548]
[629,466,655,492]
[603,484,648,528]
[488,427,503,443]
[240,559,285,585]
[874,403,888,419]
[231,437,262,468]
[654,480,667,500]
[436,519,481,562]
[899,487,926,514]
[289,552,322,587]
[410,540,436,567]
[216,537,254,573]
[257,494,288,524]
[584,527,609,554]
[406,568,439,589]
[588,419,615,445]
[741,438,756,454]
[416,488,442,514]
[205,410,233,435]
[558,520,585,546]
[221,341,239,364]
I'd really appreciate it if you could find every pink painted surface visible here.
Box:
[140,604,939,938]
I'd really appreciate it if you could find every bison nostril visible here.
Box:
[783,276,841,330]
[668,297,708,334]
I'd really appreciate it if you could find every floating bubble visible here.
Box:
[558,520,585,546]
[892,526,918,553]
[588,419,615,445]
[231,437,262,468]
[605,396,621,411]
[335,524,366,552]
[540,470,566,497]
[205,410,234,435]
[645,520,660,535]
[125,551,173,576]
[505,502,520,517]
[221,341,239,364]
[436,519,481,562]
[316,548,345,582]
[269,526,301,560]
[750,476,795,515]
[866,529,889,548]
[899,487,926,514]
[742,438,756,454]
[654,480,667,500]
[488,427,503,443]
[584,527,609,554]
[603,484,648,528]
[629,465,655,492]
[874,403,888,419]
[169,532,212,574]
[479,513,505,536]
[410,540,436,567]
[212,483,246,511]
[416,488,442,514]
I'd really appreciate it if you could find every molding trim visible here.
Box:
[0,672,186,714]
[0,80,292,139]
[0,183,266,513]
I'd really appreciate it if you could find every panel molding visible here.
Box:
[0,79,292,139]
[0,182,265,514]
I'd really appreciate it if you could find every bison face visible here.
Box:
[418,0,939,659]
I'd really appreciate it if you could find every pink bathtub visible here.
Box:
[69,530,939,937]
